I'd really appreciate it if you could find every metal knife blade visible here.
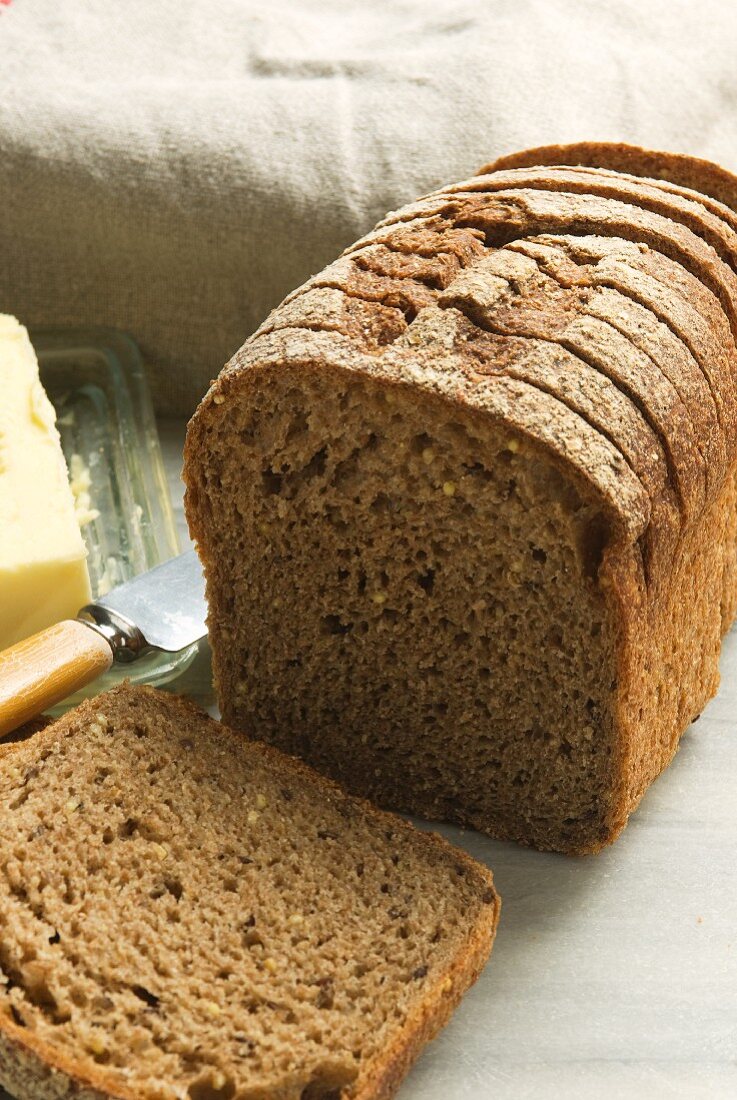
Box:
[79,549,207,660]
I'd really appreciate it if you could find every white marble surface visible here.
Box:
[5,421,735,1099]
[157,419,737,1100]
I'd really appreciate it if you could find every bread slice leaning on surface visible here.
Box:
[183,143,737,855]
[0,684,499,1100]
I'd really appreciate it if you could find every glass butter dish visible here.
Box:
[32,327,197,708]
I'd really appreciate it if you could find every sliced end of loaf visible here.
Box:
[187,363,623,854]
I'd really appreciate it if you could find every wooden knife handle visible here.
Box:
[0,620,113,738]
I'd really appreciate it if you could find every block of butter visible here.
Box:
[0,315,91,649]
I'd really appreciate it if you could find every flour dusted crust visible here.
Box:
[184,143,737,855]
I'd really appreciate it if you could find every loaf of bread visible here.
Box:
[184,142,737,855]
[0,684,498,1099]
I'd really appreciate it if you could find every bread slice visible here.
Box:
[447,189,737,336]
[184,145,737,854]
[533,233,737,398]
[482,141,737,223]
[0,685,499,1100]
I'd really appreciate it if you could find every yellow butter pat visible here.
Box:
[0,315,91,649]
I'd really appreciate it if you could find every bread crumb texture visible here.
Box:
[0,686,498,1100]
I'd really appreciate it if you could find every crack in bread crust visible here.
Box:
[438,166,737,282]
[529,233,737,414]
[441,189,737,341]
[434,249,698,526]
[282,237,704,539]
[347,212,737,488]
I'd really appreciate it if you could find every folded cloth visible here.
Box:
[1,0,736,415]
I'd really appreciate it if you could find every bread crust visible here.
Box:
[442,165,737,285]
[481,141,737,219]
[183,144,737,857]
[537,234,737,432]
[433,247,696,524]
[509,239,727,491]
[445,189,737,339]
[255,286,408,350]
[342,202,737,475]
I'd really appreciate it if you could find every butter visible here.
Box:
[0,315,91,649]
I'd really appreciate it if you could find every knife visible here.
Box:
[0,550,206,738]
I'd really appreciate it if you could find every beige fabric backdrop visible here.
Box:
[1,0,737,415]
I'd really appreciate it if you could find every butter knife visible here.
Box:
[0,550,206,737]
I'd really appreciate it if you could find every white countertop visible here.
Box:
[5,421,736,1100]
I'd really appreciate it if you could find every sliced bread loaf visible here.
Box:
[0,684,499,1100]
[183,144,737,854]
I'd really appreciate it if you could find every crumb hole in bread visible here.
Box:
[300,1083,341,1100]
[416,568,435,595]
[118,818,138,839]
[321,615,353,636]
[286,411,309,441]
[261,468,282,495]
[131,985,160,1010]
[580,514,609,580]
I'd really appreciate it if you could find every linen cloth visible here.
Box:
[1,0,736,415]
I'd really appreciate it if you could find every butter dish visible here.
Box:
[32,327,197,707]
